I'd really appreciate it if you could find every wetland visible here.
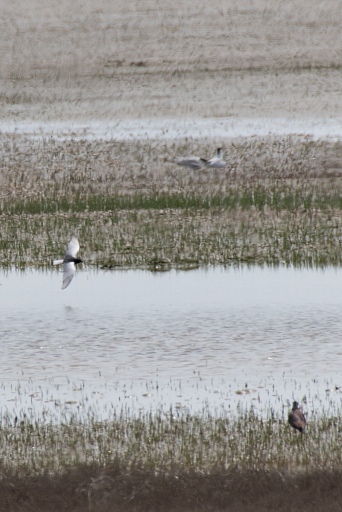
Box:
[2,134,342,511]
[1,0,342,510]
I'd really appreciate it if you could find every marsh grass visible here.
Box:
[1,135,342,269]
[0,404,341,473]
[1,404,342,511]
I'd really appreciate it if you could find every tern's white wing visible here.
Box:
[65,236,80,258]
[62,262,76,289]
[175,157,205,169]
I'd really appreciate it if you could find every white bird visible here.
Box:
[174,155,206,170]
[52,236,83,290]
[202,147,226,168]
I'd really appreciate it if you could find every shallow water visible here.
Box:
[1,266,342,422]
[1,117,342,141]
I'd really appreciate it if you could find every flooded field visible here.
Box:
[2,266,342,421]
[2,267,342,511]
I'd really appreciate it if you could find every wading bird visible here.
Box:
[288,401,306,433]
[202,147,226,168]
[52,236,83,290]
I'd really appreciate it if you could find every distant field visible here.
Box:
[0,0,342,121]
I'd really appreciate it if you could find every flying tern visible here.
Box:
[202,147,226,168]
[52,236,83,290]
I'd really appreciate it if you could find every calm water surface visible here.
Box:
[1,266,342,421]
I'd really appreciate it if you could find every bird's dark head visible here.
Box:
[292,401,299,410]
[74,258,83,265]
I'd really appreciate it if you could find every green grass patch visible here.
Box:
[3,189,342,215]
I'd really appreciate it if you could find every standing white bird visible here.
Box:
[174,155,207,170]
[52,236,83,290]
[202,147,226,168]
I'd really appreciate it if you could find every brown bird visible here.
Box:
[288,401,306,433]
